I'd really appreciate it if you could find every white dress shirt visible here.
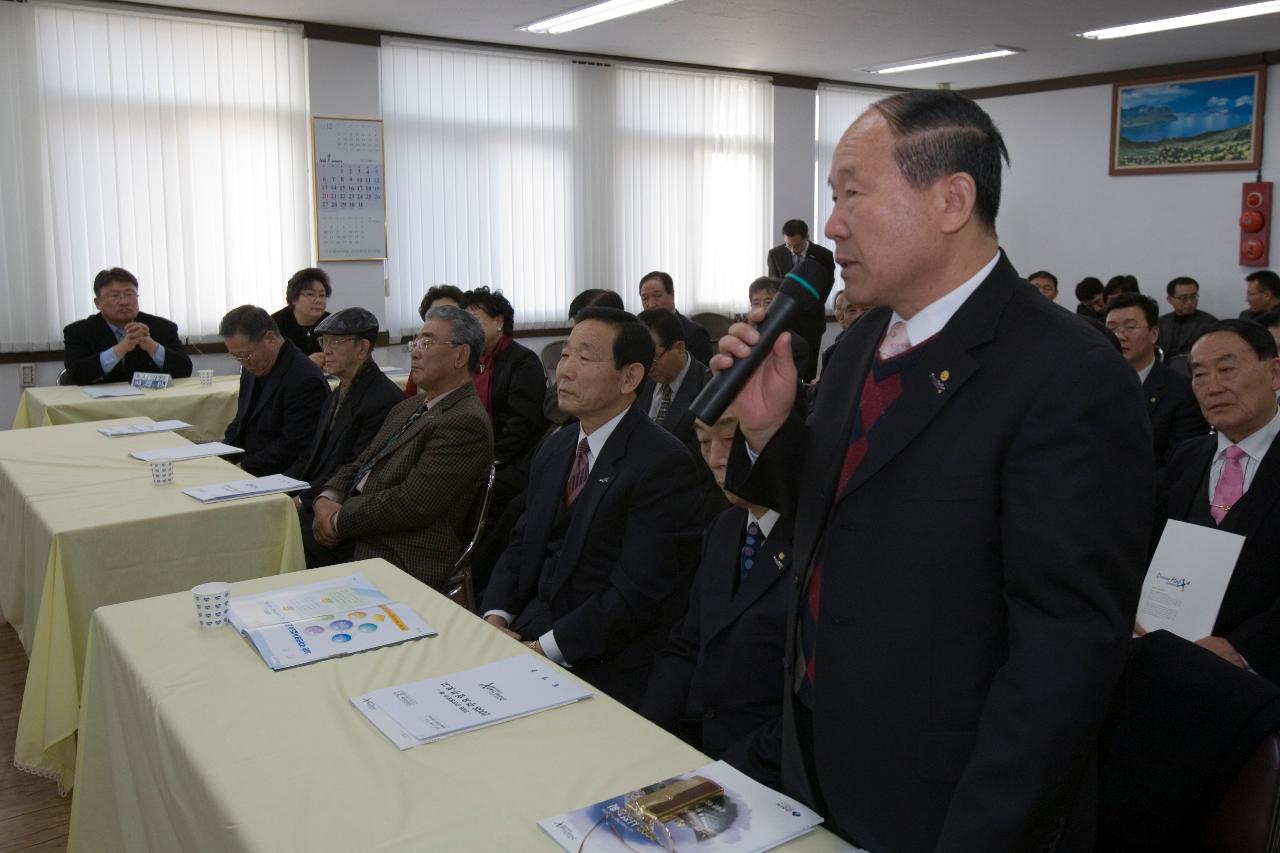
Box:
[648,353,692,421]
[1208,406,1280,501]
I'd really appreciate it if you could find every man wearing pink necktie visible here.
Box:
[1155,319,1280,682]
[714,90,1150,853]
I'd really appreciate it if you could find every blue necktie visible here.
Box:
[740,521,762,580]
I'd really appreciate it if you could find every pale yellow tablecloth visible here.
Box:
[67,559,850,853]
[0,418,305,792]
[12,376,243,442]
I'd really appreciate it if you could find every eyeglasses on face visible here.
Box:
[409,335,462,351]
[318,336,358,352]
[1105,321,1149,336]
[299,289,328,300]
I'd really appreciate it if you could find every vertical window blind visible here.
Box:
[814,84,883,256]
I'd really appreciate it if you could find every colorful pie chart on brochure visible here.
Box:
[303,625,325,636]
[329,619,353,631]
[358,623,378,633]
[331,633,352,643]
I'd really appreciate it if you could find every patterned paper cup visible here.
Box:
[197,369,214,386]
[192,581,231,629]
[149,459,174,485]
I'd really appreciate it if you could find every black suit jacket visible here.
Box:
[488,339,550,493]
[480,405,704,709]
[1143,358,1208,466]
[767,241,836,382]
[223,340,329,476]
[288,358,402,504]
[640,507,792,787]
[635,356,709,450]
[62,311,193,385]
[675,312,714,367]
[727,253,1152,852]
[1156,430,1280,682]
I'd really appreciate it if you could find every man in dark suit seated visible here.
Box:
[305,306,494,587]
[1153,319,1280,683]
[287,307,402,509]
[748,277,812,382]
[1158,276,1217,370]
[1106,293,1208,466]
[481,307,703,709]
[1239,270,1280,321]
[820,288,870,375]
[638,271,713,366]
[766,219,836,383]
[62,267,193,385]
[220,305,329,476]
[636,308,708,449]
[640,412,792,788]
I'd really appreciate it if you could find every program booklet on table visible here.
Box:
[226,573,436,671]
[538,760,823,853]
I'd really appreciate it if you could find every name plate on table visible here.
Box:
[131,372,171,390]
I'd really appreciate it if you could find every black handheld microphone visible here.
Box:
[688,259,835,426]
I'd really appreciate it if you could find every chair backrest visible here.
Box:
[57,369,71,386]
[443,461,497,611]
[1203,732,1280,853]
[540,340,566,381]
[690,312,731,342]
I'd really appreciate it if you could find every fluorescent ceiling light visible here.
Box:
[863,47,1024,75]
[1079,0,1280,39]
[521,0,684,34]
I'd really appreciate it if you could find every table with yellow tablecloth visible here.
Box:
[0,418,305,792]
[13,369,413,442]
[67,559,850,852]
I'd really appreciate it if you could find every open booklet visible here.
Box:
[226,573,436,671]
[1135,519,1246,640]
[182,473,309,503]
[539,760,823,853]
[351,654,592,750]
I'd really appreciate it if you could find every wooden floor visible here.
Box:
[0,624,70,852]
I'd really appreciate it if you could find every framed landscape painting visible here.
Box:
[1110,67,1265,176]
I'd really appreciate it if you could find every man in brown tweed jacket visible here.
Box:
[303,305,494,589]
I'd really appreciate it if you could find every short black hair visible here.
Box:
[418,284,465,320]
[781,219,809,238]
[1166,276,1199,296]
[639,271,674,295]
[1255,309,1280,331]
[93,267,139,296]
[461,286,515,337]
[1195,318,1279,361]
[219,305,279,342]
[1075,276,1103,302]
[286,267,331,304]
[1246,270,1280,299]
[1103,275,1139,299]
[871,90,1009,231]
[574,307,655,372]
[637,308,685,349]
[748,276,780,297]
[1027,270,1058,287]
[1106,292,1158,327]
[568,289,625,320]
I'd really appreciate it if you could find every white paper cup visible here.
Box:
[193,581,231,629]
[197,369,214,386]
[149,459,174,485]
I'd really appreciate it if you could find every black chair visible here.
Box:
[57,369,71,386]
[443,461,497,612]
[1203,732,1280,853]
[691,311,731,341]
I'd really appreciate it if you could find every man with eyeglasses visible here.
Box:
[220,305,328,477]
[62,267,193,385]
[1107,293,1207,467]
[304,306,493,586]
[636,308,707,450]
[287,307,402,510]
[1158,276,1218,369]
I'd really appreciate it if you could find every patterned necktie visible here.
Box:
[1211,445,1247,524]
[879,320,911,359]
[740,521,762,581]
[655,384,672,425]
[564,437,591,506]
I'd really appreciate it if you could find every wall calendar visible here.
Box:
[312,117,387,261]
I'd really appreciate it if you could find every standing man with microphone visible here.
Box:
[710,91,1151,852]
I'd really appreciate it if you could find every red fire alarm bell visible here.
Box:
[1240,182,1272,267]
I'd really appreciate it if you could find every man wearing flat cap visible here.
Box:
[288,307,403,509]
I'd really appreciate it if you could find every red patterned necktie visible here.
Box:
[564,437,590,506]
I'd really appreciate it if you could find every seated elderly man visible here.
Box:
[303,306,494,588]
[287,307,402,508]
[1153,319,1280,683]
[221,305,329,476]
[63,267,193,385]
[481,307,703,709]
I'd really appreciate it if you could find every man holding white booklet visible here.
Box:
[1151,319,1280,683]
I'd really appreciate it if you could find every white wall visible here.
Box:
[772,85,818,246]
[982,66,1280,321]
